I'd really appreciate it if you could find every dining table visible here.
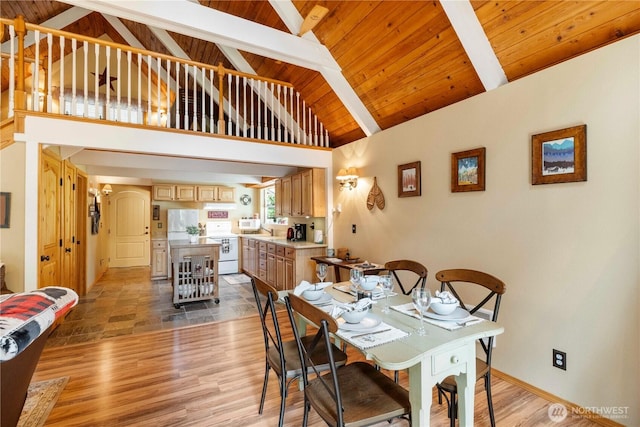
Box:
[310,256,386,281]
[291,281,504,427]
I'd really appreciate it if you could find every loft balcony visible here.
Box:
[0,16,329,148]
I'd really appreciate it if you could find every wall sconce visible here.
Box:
[102,184,113,195]
[336,167,359,191]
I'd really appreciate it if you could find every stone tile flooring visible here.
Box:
[47,267,256,347]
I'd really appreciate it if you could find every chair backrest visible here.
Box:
[384,259,428,295]
[251,276,286,376]
[435,269,506,363]
[284,294,345,424]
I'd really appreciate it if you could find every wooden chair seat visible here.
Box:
[436,358,490,392]
[267,335,347,379]
[306,362,410,427]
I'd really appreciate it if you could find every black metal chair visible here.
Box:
[434,269,507,427]
[285,293,411,427]
[384,259,428,295]
[251,276,347,426]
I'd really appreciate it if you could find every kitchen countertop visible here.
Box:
[240,235,327,249]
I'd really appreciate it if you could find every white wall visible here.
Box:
[334,36,639,423]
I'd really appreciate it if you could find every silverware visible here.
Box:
[350,328,392,339]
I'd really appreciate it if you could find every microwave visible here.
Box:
[238,218,261,230]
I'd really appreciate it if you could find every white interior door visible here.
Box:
[108,188,150,267]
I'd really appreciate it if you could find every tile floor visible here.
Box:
[47,267,257,347]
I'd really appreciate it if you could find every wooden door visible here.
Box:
[39,151,62,287]
[62,161,76,292]
[108,188,151,267]
[75,171,87,295]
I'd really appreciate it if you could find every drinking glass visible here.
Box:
[349,269,362,288]
[379,275,393,313]
[316,263,328,283]
[411,288,432,336]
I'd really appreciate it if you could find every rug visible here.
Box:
[222,273,251,285]
[18,376,69,427]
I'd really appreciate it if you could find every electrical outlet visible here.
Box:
[553,349,566,370]
[352,224,356,233]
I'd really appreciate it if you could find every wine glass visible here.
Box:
[411,288,432,336]
[379,274,393,313]
[316,263,328,283]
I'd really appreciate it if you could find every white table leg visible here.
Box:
[455,343,476,426]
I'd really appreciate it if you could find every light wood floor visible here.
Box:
[33,268,601,426]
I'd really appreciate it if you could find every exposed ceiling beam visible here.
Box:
[269,0,380,137]
[1,6,91,52]
[59,0,337,72]
[439,0,507,91]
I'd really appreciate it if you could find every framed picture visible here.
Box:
[0,192,10,228]
[451,147,486,192]
[532,124,586,185]
[397,161,421,197]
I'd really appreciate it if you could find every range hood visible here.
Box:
[204,203,237,210]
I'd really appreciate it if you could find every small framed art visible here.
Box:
[451,147,486,193]
[532,124,586,185]
[0,192,10,228]
[397,161,421,197]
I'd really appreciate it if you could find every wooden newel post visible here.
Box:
[15,15,27,110]
[217,62,225,135]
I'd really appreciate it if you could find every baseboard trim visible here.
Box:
[493,369,624,427]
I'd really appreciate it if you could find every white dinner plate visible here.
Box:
[419,306,470,321]
[305,292,333,306]
[339,313,382,331]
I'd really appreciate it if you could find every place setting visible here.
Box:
[392,289,485,332]
[333,270,396,301]
[293,263,335,306]
[330,296,409,349]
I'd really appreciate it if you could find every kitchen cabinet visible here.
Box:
[170,241,220,306]
[153,184,174,201]
[196,185,236,202]
[151,240,168,279]
[266,243,276,286]
[258,241,267,281]
[175,185,196,201]
[274,168,326,218]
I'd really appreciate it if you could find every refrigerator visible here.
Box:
[167,209,199,241]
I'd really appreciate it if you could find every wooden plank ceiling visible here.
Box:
[2,1,640,147]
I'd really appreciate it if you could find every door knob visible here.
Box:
[40,255,50,261]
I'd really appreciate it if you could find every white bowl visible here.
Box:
[359,276,379,291]
[341,309,368,324]
[302,288,324,301]
[430,300,459,315]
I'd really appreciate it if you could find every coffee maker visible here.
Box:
[293,223,307,241]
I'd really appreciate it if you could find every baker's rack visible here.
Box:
[171,246,219,308]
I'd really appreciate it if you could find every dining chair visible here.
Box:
[284,293,412,426]
[251,276,347,427]
[434,269,507,427]
[384,259,428,295]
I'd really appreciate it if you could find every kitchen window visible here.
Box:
[261,186,287,225]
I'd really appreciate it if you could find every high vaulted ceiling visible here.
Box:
[2,0,640,148]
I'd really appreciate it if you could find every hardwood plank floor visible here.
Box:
[32,268,601,426]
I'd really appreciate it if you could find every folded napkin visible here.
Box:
[334,284,392,301]
[330,298,372,318]
[433,290,458,304]
[390,303,484,331]
[293,280,333,296]
[337,322,409,349]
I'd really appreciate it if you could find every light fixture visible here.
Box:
[102,184,113,195]
[336,167,359,191]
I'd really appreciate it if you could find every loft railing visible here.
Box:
[0,16,329,147]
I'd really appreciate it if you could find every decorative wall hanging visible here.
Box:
[208,211,229,219]
[366,177,385,210]
[532,125,587,185]
[451,147,486,192]
[398,161,421,197]
[240,194,251,205]
[0,192,10,228]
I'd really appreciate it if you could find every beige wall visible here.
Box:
[334,36,639,423]
[0,142,26,291]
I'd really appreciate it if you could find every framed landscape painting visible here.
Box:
[532,125,586,185]
[451,147,486,192]
[397,161,421,197]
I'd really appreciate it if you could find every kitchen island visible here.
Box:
[240,235,326,290]
[169,240,221,307]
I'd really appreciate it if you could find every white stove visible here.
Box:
[205,221,239,275]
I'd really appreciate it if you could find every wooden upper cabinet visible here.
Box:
[301,168,326,217]
[153,184,174,201]
[274,178,283,217]
[291,173,302,216]
[217,186,235,202]
[175,185,196,201]
[196,186,217,202]
[280,176,292,217]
